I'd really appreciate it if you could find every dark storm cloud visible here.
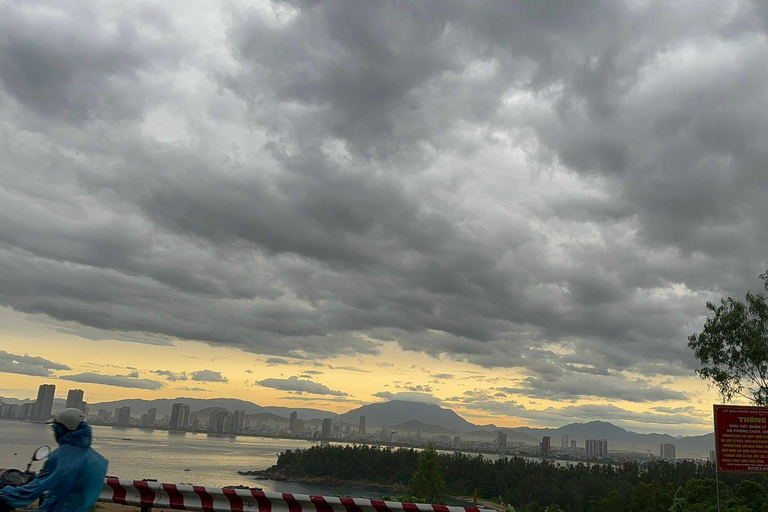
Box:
[1,0,767,413]
[0,0,182,124]
[59,372,163,390]
[0,351,71,377]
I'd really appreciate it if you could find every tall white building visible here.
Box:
[585,439,609,457]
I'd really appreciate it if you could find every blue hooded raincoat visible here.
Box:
[1,423,108,512]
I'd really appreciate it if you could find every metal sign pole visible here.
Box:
[715,459,721,512]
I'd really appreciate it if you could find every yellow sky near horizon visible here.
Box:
[0,306,722,436]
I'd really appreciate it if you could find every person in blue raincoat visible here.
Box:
[0,408,108,512]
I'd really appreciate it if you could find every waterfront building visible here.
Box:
[359,415,366,435]
[208,410,228,433]
[453,436,461,450]
[585,439,609,457]
[561,434,569,449]
[321,418,332,439]
[542,436,551,457]
[232,410,246,433]
[116,406,131,427]
[497,431,507,452]
[147,407,157,427]
[18,402,32,419]
[65,389,85,411]
[289,411,298,431]
[170,403,190,429]
[32,384,56,421]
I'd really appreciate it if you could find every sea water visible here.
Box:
[0,419,393,497]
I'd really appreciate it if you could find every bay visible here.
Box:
[0,420,392,497]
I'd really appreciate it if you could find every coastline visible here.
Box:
[239,468,409,494]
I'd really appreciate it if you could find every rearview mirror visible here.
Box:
[33,445,51,461]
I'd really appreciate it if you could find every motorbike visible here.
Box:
[0,445,51,490]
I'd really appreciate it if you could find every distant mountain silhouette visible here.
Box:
[334,400,479,431]
[514,421,715,458]
[464,428,539,444]
[83,397,716,458]
[387,419,459,436]
[88,397,330,420]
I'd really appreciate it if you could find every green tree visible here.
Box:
[688,289,768,406]
[408,443,447,503]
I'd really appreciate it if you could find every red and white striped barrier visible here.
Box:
[99,478,487,512]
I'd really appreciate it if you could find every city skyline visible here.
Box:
[1,383,695,460]
[2,0,767,438]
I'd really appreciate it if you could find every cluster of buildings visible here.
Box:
[2,385,682,463]
[533,433,677,462]
[0,384,86,422]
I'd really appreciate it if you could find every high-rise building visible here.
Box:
[146,407,157,427]
[497,431,507,452]
[321,418,332,439]
[232,410,245,433]
[116,407,131,427]
[18,402,33,419]
[561,434,569,449]
[33,384,56,421]
[585,439,609,457]
[208,410,229,433]
[571,439,576,449]
[289,411,298,431]
[65,389,85,411]
[453,436,461,450]
[359,415,366,435]
[542,436,551,457]
[660,443,676,459]
[710,450,717,464]
[170,403,190,430]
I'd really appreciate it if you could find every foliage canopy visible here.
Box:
[268,444,768,512]
[408,443,446,503]
[688,290,768,406]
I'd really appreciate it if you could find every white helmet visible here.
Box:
[46,408,85,431]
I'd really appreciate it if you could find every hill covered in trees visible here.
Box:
[261,445,768,512]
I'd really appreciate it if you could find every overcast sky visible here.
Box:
[1,0,767,436]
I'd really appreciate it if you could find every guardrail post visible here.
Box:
[141,477,156,512]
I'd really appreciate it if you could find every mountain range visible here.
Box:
[81,397,715,458]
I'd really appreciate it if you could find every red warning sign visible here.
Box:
[714,405,768,472]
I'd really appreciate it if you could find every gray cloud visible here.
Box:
[59,372,163,390]
[373,391,442,404]
[151,370,188,381]
[257,376,347,396]
[451,390,709,432]
[0,0,766,418]
[190,370,228,383]
[0,351,71,377]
